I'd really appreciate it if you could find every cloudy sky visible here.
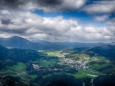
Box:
[0,0,115,42]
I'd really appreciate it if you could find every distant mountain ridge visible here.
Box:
[0,36,109,50]
[84,45,115,59]
[0,36,38,50]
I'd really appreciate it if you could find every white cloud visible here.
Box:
[106,18,115,41]
[61,0,86,9]
[83,0,115,42]
[83,0,115,14]
[94,15,109,22]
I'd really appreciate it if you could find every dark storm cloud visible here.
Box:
[0,0,25,9]
[36,0,62,6]
[0,28,27,34]
[33,0,86,12]
[0,0,86,12]
[0,0,63,9]
[1,19,12,25]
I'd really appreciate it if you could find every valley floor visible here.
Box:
[0,48,115,86]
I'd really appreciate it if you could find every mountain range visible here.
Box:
[0,36,108,50]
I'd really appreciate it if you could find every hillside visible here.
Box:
[0,45,42,62]
[84,45,115,59]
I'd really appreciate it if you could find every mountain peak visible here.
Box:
[10,36,27,40]
[0,36,37,50]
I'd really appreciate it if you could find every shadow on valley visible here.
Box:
[1,74,115,86]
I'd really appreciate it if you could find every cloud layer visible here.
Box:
[0,9,112,42]
[0,0,115,42]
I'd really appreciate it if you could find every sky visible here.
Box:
[0,0,115,42]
